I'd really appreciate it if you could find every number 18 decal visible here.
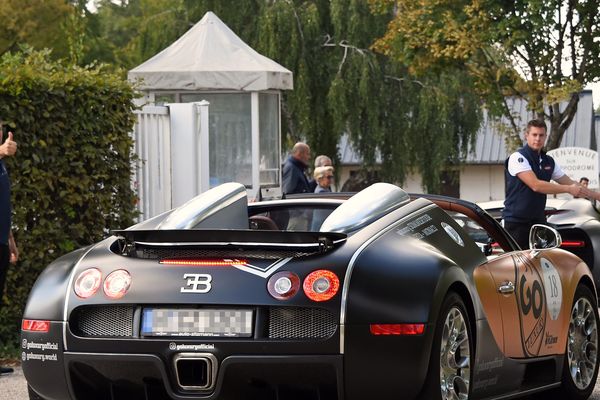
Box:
[540,258,562,321]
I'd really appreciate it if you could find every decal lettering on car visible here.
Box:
[540,258,562,320]
[396,214,433,236]
[169,342,215,351]
[513,254,546,356]
[181,274,212,293]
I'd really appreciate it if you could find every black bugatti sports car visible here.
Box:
[22,183,600,400]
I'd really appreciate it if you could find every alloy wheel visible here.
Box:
[440,306,470,400]
[567,297,598,390]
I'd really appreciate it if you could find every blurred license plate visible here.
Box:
[141,308,253,337]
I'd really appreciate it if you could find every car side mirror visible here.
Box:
[529,224,562,254]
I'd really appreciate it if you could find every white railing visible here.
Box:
[133,106,172,220]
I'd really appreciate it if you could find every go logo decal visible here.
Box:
[519,275,543,319]
[514,255,546,357]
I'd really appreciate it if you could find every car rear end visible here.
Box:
[22,230,350,400]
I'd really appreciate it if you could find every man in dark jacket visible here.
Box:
[502,119,585,249]
[0,127,18,375]
[282,142,311,195]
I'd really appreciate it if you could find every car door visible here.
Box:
[478,250,576,358]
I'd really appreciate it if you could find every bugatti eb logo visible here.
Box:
[181,274,212,293]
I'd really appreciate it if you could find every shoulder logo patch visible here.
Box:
[518,157,524,163]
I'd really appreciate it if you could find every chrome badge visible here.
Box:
[181,274,212,293]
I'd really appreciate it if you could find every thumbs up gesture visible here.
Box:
[0,130,17,158]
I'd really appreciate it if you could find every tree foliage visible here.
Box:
[371,0,600,151]
[79,0,481,192]
[0,0,77,59]
[0,0,483,193]
[0,49,138,349]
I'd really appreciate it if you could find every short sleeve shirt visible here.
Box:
[507,152,564,181]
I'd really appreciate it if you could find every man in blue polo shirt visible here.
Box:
[0,128,18,375]
[503,119,587,249]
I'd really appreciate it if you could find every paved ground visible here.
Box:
[3,362,600,400]
[1,363,27,400]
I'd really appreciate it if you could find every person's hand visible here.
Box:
[569,183,583,197]
[580,187,600,202]
[0,131,17,158]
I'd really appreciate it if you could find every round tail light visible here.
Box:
[103,269,132,299]
[74,268,102,298]
[267,271,300,300]
[303,270,340,302]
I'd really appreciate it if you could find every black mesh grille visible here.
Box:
[70,305,337,340]
[268,307,337,339]
[72,305,134,337]
[136,247,313,260]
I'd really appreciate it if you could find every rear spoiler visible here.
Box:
[112,229,347,252]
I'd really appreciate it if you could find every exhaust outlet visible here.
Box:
[173,353,218,391]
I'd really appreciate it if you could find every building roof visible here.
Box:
[128,12,293,92]
[466,91,595,164]
[338,134,382,165]
[339,91,596,166]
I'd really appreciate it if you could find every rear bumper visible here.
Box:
[27,352,343,400]
[23,321,431,400]
[22,322,343,400]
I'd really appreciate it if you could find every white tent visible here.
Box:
[128,11,293,91]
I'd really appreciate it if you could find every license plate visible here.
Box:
[141,308,254,337]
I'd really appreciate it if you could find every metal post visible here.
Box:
[251,92,260,199]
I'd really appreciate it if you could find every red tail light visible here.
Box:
[22,319,50,332]
[103,269,132,299]
[160,259,247,266]
[370,324,425,336]
[561,240,586,248]
[74,268,102,298]
[303,270,340,302]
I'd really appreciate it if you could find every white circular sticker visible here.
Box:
[441,222,464,247]
[540,258,562,320]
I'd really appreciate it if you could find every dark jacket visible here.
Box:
[0,160,10,245]
[282,155,310,195]
[502,144,555,223]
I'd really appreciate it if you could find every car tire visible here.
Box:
[28,385,45,400]
[420,291,473,400]
[546,284,600,400]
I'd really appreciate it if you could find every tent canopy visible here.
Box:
[128,12,293,91]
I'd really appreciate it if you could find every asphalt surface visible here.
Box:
[3,362,600,400]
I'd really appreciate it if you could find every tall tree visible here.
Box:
[0,0,76,59]
[83,0,482,192]
[371,0,600,151]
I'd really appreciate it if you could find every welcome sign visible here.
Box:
[547,147,599,188]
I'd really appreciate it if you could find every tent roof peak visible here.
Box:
[128,11,293,91]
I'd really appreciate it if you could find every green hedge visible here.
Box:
[0,49,138,354]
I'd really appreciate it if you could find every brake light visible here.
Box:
[160,259,247,266]
[370,324,425,336]
[267,271,301,300]
[103,269,132,299]
[561,240,586,248]
[303,270,340,302]
[22,319,50,333]
[74,268,102,298]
